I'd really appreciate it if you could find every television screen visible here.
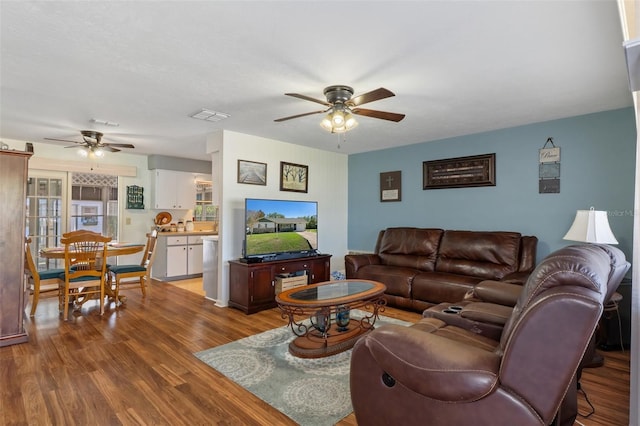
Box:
[244,198,318,258]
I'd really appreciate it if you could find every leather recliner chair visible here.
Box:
[350,244,622,426]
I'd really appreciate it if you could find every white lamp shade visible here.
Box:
[563,208,618,244]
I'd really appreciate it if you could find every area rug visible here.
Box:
[194,310,410,426]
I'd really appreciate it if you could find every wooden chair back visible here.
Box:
[62,229,102,238]
[59,232,112,320]
[141,230,159,269]
[24,237,61,316]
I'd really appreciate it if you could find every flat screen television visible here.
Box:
[244,198,318,260]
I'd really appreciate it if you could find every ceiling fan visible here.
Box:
[274,85,405,133]
[44,130,135,155]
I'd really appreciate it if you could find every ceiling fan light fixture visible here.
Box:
[320,116,333,132]
[320,106,358,133]
[332,110,345,126]
[344,111,358,129]
[77,145,105,159]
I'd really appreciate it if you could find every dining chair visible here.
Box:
[107,230,158,302]
[24,237,65,317]
[57,232,112,321]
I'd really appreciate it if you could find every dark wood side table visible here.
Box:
[596,277,633,351]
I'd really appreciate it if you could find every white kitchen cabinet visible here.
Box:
[167,245,188,277]
[187,235,204,275]
[151,169,196,210]
[152,234,207,281]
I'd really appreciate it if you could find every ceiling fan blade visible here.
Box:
[348,88,395,107]
[102,146,121,152]
[274,110,327,122]
[352,108,406,122]
[63,144,80,148]
[103,143,135,149]
[285,93,331,106]
[44,137,83,144]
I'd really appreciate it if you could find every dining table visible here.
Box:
[39,242,145,260]
[40,242,145,304]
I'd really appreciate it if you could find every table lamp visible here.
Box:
[563,207,618,244]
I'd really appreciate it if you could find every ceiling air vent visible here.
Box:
[189,109,230,122]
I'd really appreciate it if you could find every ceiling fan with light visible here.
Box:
[274,85,405,133]
[44,130,135,157]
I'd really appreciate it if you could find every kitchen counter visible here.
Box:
[156,230,217,237]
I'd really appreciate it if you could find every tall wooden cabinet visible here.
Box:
[228,254,332,314]
[0,149,32,347]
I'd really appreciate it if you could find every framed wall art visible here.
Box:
[380,171,401,202]
[280,161,308,193]
[237,160,267,185]
[423,153,496,190]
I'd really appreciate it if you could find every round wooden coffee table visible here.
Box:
[276,279,386,358]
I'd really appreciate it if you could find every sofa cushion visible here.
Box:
[435,230,521,279]
[412,272,482,304]
[354,265,419,298]
[378,227,443,271]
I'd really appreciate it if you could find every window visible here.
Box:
[70,173,118,239]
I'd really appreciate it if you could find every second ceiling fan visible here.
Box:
[45,130,135,155]
[275,85,405,133]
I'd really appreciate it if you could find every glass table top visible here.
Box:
[288,280,376,302]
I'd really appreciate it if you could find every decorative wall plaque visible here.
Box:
[423,153,495,190]
[380,171,401,202]
[539,137,560,193]
[126,185,144,209]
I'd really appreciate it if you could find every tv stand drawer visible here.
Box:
[275,260,313,275]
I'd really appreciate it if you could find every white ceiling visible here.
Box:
[0,1,633,159]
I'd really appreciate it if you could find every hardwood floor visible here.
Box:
[165,277,205,296]
[1,279,630,425]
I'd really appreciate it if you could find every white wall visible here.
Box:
[207,130,348,307]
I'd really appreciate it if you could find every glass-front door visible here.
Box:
[26,172,66,269]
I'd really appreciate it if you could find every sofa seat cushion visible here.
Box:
[412,272,482,304]
[436,230,521,279]
[355,265,420,298]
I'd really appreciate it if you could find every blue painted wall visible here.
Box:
[348,107,636,265]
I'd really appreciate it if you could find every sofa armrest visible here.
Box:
[467,280,523,306]
[344,254,380,278]
[502,271,531,285]
[460,302,514,326]
[357,324,500,402]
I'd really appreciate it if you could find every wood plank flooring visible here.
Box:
[1,279,630,425]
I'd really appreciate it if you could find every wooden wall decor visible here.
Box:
[423,153,495,190]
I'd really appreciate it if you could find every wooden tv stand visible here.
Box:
[228,254,332,314]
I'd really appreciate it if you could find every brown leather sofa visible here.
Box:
[350,243,620,426]
[344,227,537,312]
